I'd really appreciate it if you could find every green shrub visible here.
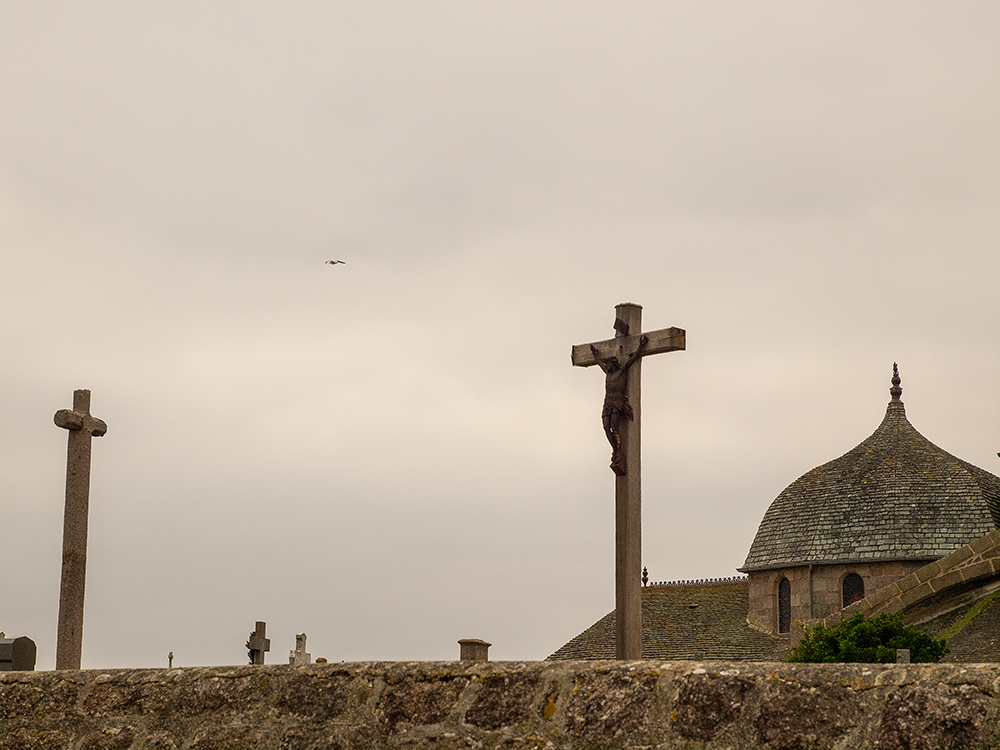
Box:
[786,612,948,663]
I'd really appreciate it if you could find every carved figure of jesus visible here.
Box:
[590,334,648,475]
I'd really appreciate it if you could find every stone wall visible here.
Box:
[5,659,1000,749]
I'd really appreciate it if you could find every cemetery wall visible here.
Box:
[3,659,1000,749]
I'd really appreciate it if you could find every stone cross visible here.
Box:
[246,621,270,665]
[289,633,311,665]
[572,303,685,659]
[53,389,107,671]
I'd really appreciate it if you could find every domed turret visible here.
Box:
[741,367,1000,633]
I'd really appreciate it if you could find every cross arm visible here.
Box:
[54,409,108,436]
[571,326,685,367]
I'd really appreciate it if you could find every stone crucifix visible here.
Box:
[572,304,685,659]
[54,389,108,670]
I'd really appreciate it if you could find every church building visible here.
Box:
[550,368,1000,662]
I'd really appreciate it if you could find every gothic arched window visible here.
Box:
[778,577,791,634]
[843,573,865,607]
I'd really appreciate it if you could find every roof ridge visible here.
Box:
[645,576,748,589]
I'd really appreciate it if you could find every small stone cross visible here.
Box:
[572,304,685,659]
[289,633,311,665]
[53,389,108,671]
[246,621,270,665]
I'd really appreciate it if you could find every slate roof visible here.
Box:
[548,580,789,661]
[741,369,1000,571]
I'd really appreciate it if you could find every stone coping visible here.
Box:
[4,660,1000,749]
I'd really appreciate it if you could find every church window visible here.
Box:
[843,573,865,607]
[778,577,791,634]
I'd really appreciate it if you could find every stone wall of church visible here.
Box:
[3,660,1000,749]
[748,560,926,634]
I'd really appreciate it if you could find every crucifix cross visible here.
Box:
[246,621,270,665]
[53,389,108,671]
[572,303,685,659]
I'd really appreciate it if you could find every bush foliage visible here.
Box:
[786,612,948,663]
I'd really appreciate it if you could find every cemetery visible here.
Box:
[5,305,1000,748]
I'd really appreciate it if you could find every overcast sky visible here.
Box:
[2,2,998,670]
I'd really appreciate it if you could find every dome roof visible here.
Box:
[741,367,1000,572]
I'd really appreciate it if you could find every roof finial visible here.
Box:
[890,363,902,402]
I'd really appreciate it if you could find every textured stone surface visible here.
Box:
[754,674,861,750]
[672,672,754,741]
[465,672,539,730]
[7,661,1000,748]
[563,668,658,740]
[876,683,990,750]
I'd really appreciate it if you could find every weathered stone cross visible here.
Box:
[572,303,685,659]
[247,621,270,665]
[54,389,108,670]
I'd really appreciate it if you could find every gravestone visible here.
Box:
[0,635,36,671]
[572,304,685,659]
[289,633,310,665]
[246,621,270,665]
[53,389,107,670]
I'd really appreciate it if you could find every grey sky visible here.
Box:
[2,2,997,670]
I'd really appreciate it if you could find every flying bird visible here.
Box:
[325,260,345,265]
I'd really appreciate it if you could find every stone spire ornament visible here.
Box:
[54,389,107,670]
[890,363,903,402]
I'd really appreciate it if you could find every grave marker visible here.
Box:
[53,389,107,670]
[246,621,270,665]
[289,633,310,665]
[0,635,36,671]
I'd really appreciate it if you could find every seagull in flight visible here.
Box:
[325,260,345,265]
